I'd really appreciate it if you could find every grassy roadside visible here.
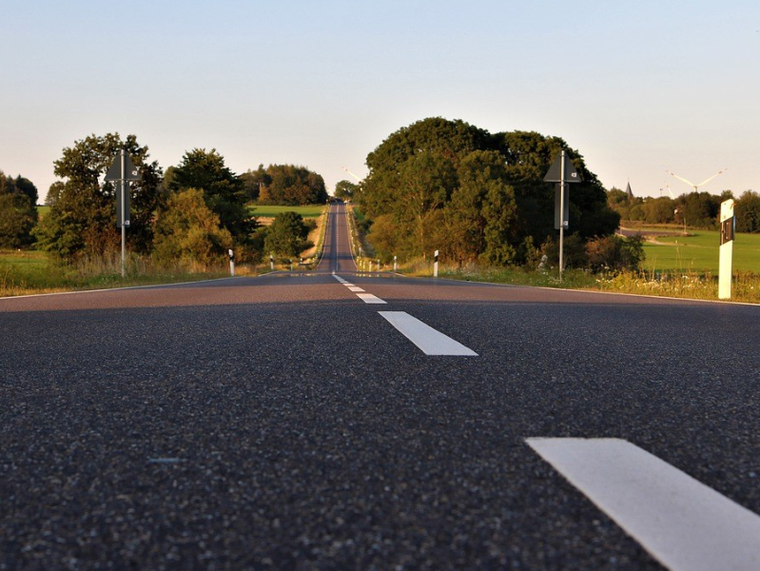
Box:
[0,250,271,298]
[394,261,760,304]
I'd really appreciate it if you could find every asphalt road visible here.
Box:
[2,204,760,570]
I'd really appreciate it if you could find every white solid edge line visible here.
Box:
[526,437,760,571]
[356,293,387,305]
[378,311,477,356]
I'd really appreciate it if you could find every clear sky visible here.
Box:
[2,0,759,202]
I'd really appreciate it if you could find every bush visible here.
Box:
[153,188,233,270]
[586,234,645,271]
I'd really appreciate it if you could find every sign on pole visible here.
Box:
[105,149,142,276]
[553,184,569,231]
[719,199,735,299]
[544,151,581,281]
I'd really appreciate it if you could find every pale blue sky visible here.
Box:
[2,0,759,201]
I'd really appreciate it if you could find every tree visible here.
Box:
[152,188,233,270]
[735,190,760,233]
[445,150,516,265]
[168,149,254,240]
[674,192,720,229]
[334,180,357,201]
[0,172,38,248]
[34,134,163,261]
[641,196,675,224]
[359,117,618,265]
[240,165,269,201]
[264,211,312,258]
[256,164,328,206]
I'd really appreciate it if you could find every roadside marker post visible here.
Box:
[719,199,735,299]
[270,254,274,271]
[434,250,439,278]
[394,255,397,271]
[228,249,235,277]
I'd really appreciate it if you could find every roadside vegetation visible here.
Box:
[4,117,760,302]
[1,134,329,297]
[344,117,760,303]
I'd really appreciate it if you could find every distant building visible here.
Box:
[625,182,634,199]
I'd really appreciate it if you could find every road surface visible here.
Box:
[2,203,760,570]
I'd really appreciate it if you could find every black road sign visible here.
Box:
[105,151,142,182]
[544,152,582,184]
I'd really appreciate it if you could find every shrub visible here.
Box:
[586,234,645,271]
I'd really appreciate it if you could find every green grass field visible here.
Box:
[0,249,71,294]
[641,230,760,273]
[249,204,326,218]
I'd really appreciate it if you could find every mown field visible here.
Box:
[639,229,760,273]
[250,204,326,218]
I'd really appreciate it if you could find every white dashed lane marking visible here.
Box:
[378,311,478,356]
[356,293,387,305]
[527,437,760,571]
[333,275,476,355]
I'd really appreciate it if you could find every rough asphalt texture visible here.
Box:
[2,205,760,570]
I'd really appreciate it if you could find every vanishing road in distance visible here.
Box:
[3,202,760,570]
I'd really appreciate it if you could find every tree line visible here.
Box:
[2,133,327,267]
[355,117,621,269]
[608,188,760,232]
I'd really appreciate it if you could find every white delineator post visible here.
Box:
[394,255,398,272]
[228,249,235,277]
[270,254,274,271]
[433,250,439,278]
[719,199,735,299]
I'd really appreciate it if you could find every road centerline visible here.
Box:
[526,437,760,571]
[378,311,478,356]
[356,293,387,304]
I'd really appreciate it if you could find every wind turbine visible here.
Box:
[666,168,728,193]
[342,167,363,183]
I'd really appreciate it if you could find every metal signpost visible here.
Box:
[719,199,735,299]
[544,150,581,281]
[105,149,141,277]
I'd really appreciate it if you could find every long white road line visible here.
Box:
[526,437,760,571]
[378,311,478,356]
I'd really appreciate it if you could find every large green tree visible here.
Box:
[359,117,618,264]
[34,134,162,260]
[168,149,254,240]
